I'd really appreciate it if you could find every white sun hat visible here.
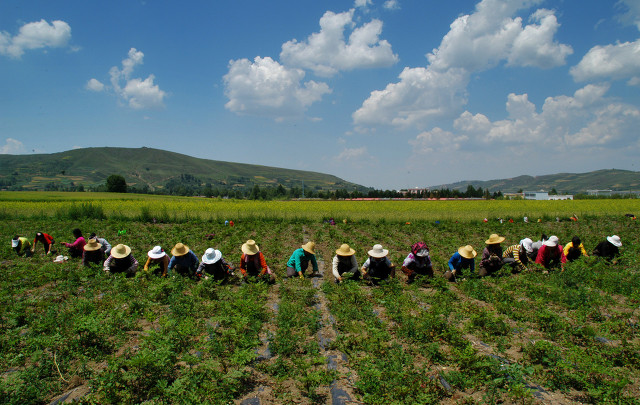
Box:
[368,244,389,258]
[607,235,622,247]
[520,238,533,253]
[202,248,222,264]
[148,246,166,259]
[543,235,559,247]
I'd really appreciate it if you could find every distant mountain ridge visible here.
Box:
[0,147,369,192]
[429,169,640,194]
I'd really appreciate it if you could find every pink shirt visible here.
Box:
[64,236,86,250]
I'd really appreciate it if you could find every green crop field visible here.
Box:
[1,193,639,404]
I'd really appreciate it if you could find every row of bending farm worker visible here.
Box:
[12,229,623,284]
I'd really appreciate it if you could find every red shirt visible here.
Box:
[535,245,566,268]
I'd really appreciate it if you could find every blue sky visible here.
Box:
[1,0,640,189]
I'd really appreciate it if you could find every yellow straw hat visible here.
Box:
[242,240,260,255]
[301,241,316,255]
[83,238,103,252]
[171,242,190,256]
[335,244,355,256]
[485,234,505,244]
[458,245,477,259]
[111,244,131,259]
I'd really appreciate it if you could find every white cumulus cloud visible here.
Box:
[409,128,468,154]
[507,9,574,68]
[354,0,373,9]
[94,48,166,109]
[384,1,400,10]
[457,85,637,147]
[353,67,469,129]
[617,0,640,30]
[280,10,398,77]
[354,0,572,129]
[571,39,640,85]
[0,19,72,58]
[223,56,331,120]
[336,146,367,161]
[85,78,105,92]
[0,138,26,154]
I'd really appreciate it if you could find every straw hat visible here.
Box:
[485,234,505,244]
[301,241,316,255]
[147,246,166,259]
[242,240,260,255]
[202,248,222,264]
[458,245,477,259]
[336,244,355,256]
[112,244,132,259]
[543,235,559,247]
[368,244,388,258]
[519,238,533,253]
[458,245,478,259]
[607,235,622,247]
[84,238,103,252]
[171,243,190,257]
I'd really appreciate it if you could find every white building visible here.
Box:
[548,194,573,200]
[523,191,548,200]
[524,191,573,200]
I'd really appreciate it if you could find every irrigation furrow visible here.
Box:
[312,256,355,405]
[238,283,280,405]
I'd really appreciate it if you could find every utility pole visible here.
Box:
[302,180,305,199]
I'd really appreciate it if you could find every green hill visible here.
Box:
[430,169,640,194]
[0,147,369,193]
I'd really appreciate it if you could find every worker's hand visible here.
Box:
[338,276,343,283]
[299,272,304,280]
[452,269,457,275]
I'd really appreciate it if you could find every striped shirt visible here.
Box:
[503,244,528,272]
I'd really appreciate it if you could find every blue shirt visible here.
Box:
[448,252,475,272]
[168,250,200,272]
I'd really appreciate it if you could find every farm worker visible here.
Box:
[535,236,566,271]
[479,234,506,277]
[502,241,529,273]
[11,236,32,257]
[519,238,534,261]
[361,244,395,285]
[592,235,622,263]
[168,243,200,277]
[332,244,360,283]
[144,246,169,277]
[287,241,319,279]
[239,240,275,283]
[89,233,112,257]
[32,232,55,255]
[196,248,235,282]
[82,238,105,267]
[445,245,476,281]
[563,236,588,262]
[103,244,138,276]
[60,228,86,258]
[527,234,547,261]
[401,242,433,283]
